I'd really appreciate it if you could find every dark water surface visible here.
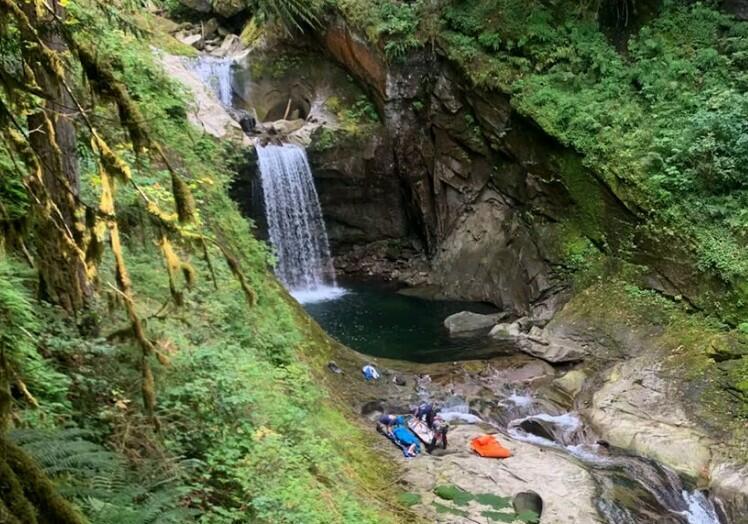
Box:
[302,279,514,362]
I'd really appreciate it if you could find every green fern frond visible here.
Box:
[10,428,198,523]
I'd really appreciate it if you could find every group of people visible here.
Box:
[377,402,448,457]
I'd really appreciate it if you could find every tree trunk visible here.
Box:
[23,0,92,313]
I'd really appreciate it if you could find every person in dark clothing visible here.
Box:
[376,414,400,437]
[431,417,448,451]
[413,402,436,429]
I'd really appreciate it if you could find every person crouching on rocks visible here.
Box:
[428,416,449,452]
[413,402,436,428]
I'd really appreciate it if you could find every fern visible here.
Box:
[0,258,71,415]
[9,428,198,524]
[251,0,324,32]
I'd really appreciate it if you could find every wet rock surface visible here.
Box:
[399,425,602,523]
[157,52,247,142]
[315,294,745,522]
[444,311,505,334]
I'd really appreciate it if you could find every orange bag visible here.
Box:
[470,434,512,458]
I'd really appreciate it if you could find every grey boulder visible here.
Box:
[444,311,503,334]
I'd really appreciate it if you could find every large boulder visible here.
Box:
[443,311,502,334]
[513,491,542,523]
[489,321,523,338]
[584,357,714,479]
[211,0,246,18]
[176,32,203,48]
[491,319,587,363]
[211,33,244,58]
[268,118,305,136]
[517,337,586,363]
[553,369,587,397]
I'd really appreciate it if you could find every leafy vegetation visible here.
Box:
[397,491,422,507]
[432,484,537,523]
[0,0,402,522]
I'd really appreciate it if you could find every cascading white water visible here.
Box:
[256,144,344,303]
[187,56,234,106]
[502,404,722,524]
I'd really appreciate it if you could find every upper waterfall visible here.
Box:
[256,144,343,302]
[187,56,234,106]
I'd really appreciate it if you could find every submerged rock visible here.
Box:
[444,311,503,334]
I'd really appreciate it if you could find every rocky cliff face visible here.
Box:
[312,19,733,320]
[308,134,407,250]
[315,21,618,319]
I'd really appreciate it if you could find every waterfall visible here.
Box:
[187,56,234,106]
[256,144,344,303]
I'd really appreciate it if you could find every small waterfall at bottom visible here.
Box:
[491,392,724,524]
[256,144,344,303]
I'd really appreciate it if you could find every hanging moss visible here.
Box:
[0,456,38,524]
[220,247,257,307]
[201,239,219,290]
[170,171,196,224]
[91,135,131,182]
[75,41,149,154]
[181,263,196,289]
[159,235,183,306]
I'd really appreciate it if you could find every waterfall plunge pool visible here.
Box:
[302,278,516,363]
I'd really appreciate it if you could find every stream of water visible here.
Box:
[496,395,723,523]
[256,144,343,301]
[186,55,235,106]
[304,281,726,524]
